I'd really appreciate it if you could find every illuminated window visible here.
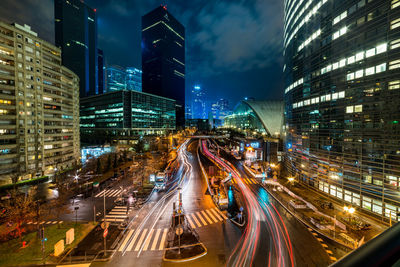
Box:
[391,39,400,50]
[376,63,387,73]
[389,80,400,90]
[389,59,400,70]
[347,56,355,64]
[354,105,363,112]
[346,106,354,113]
[366,48,376,57]
[347,72,355,81]
[355,52,364,61]
[339,58,346,67]
[392,0,400,9]
[338,91,345,98]
[365,66,375,75]
[355,69,364,78]
[390,18,400,30]
[332,62,339,70]
[376,43,387,53]
[332,93,338,100]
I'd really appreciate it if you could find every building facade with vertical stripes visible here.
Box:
[284,0,400,221]
[0,21,80,184]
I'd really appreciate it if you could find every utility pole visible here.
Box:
[103,189,107,257]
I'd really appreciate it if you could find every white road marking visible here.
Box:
[118,229,134,252]
[134,229,148,251]
[205,209,218,223]
[126,229,141,251]
[159,229,168,250]
[151,229,161,251]
[210,208,223,221]
[196,211,207,226]
[142,229,154,251]
[201,210,213,224]
[190,213,202,227]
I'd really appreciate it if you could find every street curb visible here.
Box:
[162,242,207,263]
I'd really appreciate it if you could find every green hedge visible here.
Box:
[0,176,49,192]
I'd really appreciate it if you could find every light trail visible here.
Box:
[201,140,295,267]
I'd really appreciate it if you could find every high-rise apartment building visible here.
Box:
[0,22,80,184]
[142,6,185,128]
[55,0,98,97]
[284,0,400,221]
[126,67,142,92]
[97,48,105,94]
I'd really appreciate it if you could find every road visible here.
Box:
[92,139,241,267]
[201,139,331,267]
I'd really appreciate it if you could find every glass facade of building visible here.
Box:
[225,100,284,138]
[55,0,98,97]
[80,90,176,144]
[106,66,126,92]
[284,0,400,220]
[142,6,185,128]
[126,67,142,92]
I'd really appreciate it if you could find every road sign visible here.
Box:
[175,225,183,236]
[101,222,110,229]
[103,228,108,238]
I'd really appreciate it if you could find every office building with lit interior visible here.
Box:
[284,0,400,220]
[80,90,176,145]
[0,21,80,184]
[142,6,185,128]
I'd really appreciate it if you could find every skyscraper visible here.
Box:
[212,98,231,121]
[126,67,142,92]
[142,5,185,128]
[106,66,126,92]
[97,48,105,94]
[191,85,206,119]
[0,21,80,184]
[55,0,98,97]
[284,0,400,221]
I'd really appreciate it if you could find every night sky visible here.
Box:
[0,0,284,107]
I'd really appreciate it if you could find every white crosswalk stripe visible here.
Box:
[134,229,148,251]
[26,220,62,225]
[205,209,218,223]
[119,229,134,252]
[121,228,169,253]
[195,211,207,226]
[151,229,161,251]
[190,214,202,228]
[103,206,128,223]
[94,189,124,198]
[201,210,213,224]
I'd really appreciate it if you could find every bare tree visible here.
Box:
[4,189,36,240]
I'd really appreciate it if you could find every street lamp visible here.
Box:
[344,206,355,222]
[288,177,294,187]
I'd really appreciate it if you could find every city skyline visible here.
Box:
[0,0,284,105]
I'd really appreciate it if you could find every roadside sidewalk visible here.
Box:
[244,165,388,250]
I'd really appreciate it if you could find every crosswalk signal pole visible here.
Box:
[103,189,106,257]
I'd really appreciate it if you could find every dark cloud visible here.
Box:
[0,0,284,104]
[0,0,54,43]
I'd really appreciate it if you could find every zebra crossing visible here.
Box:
[118,208,227,254]
[103,206,129,223]
[185,208,227,229]
[119,228,169,253]
[231,177,258,185]
[94,188,124,198]
[26,220,63,225]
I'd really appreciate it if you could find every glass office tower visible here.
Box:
[284,0,400,221]
[55,0,98,97]
[80,90,176,144]
[142,6,185,128]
